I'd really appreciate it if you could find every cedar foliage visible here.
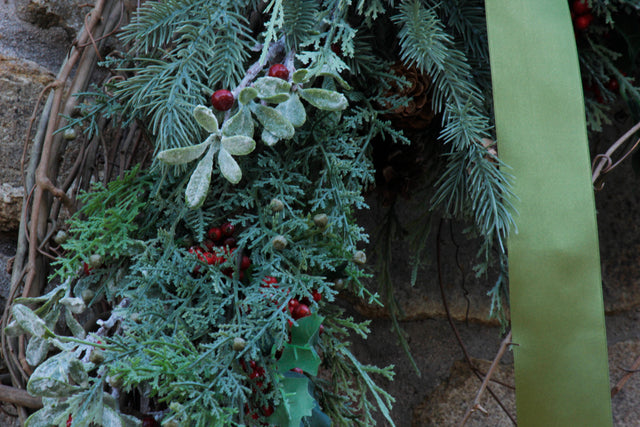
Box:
[12,1,640,426]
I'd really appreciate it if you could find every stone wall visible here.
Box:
[1,2,640,426]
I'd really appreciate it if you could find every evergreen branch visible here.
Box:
[393,0,516,249]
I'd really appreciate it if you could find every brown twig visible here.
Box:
[611,352,640,398]
[436,219,517,426]
[460,330,513,426]
[0,384,42,409]
[592,120,640,189]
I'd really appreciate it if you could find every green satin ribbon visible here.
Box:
[485,1,612,425]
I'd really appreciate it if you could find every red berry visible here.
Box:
[221,222,235,236]
[210,89,234,111]
[312,289,322,302]
[607,78,619,92]
[83,262,92,275]
[67,415,73,427]
[189,246,207,263]
[223,237,237,248]
[262,276,278,286]
[262,405,275,417]
[299,296,311,306]
[293,303,311,320]
[574,13,593,30]
[288,298,299,314]
[240,255,251,270]
[319,324,325,335]
[291,367,304,374]
[268,63,289,81]
[572,0,590,15]
[204,252,219,265]
[207,227,222,241]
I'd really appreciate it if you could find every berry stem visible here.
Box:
[227,37,287,120]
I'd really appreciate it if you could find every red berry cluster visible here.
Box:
[240,359,274,424]
[188,222,251,278]
[259,276,322,326]
[571,0,593,31]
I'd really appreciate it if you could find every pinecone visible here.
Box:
[383,62,435,131]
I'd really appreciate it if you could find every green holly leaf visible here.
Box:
[290,313,324,346]
[268,375,315,427]
[276,93,306,127]
[238,87,258,105]
[218,147,242,184]
[27,353,81,398]
[193,105,219,133]
[12,304,53,339]
[185,145,216,208]
[253,76,292,103]
[222,108,254,138]
[250,103,295,140]
[276,314,324,375]
[277,343,321,375]
[292,69,310,84]
[261,129,280,146]
[309,405,332,427]
[299,88,348,111]
[221,135,255,156]
[156,138,212,165]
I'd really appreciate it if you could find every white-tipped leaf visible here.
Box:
[193,105,219,133]
[157,138,212,165]
[250,103,295,139]
[218,148,242,184]
[292,69,310,84]
[276,93,306,127]
[222,107,254,138]
[221,135,255,156]
[185,146,216,208]
[238,87,258,105]
[261,129,280,146]
[299,88,348,111]
[253,76,292,100]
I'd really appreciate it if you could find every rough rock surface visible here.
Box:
[15,0,93,34]
[409,338,640,426]
[0,54,54,231]
[0,0,71,72]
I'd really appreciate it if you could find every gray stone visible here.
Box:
[15,0,94,34]
[0,184,24,232]
[0,0,71,72]
[0,54,54,230]
[412,358,515,427]
[409,338,640,426]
